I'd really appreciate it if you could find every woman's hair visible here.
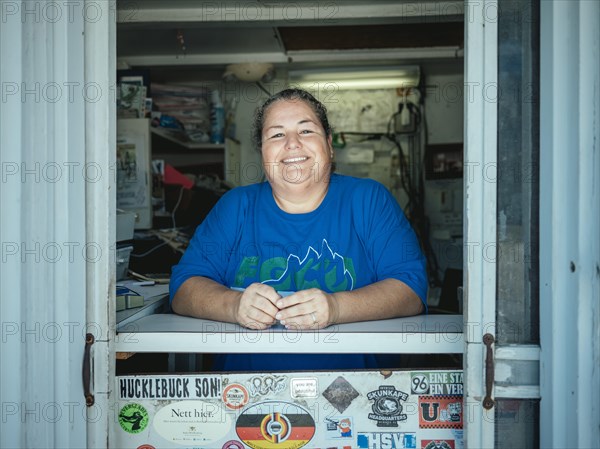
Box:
[251,88,333,152]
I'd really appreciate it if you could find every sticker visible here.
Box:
[410,372,463,396]
[236,401,316,449]
[421,440,455,449]
[324,416,353,439]
[223,383,249,410]
[137,445,155,449]
[367,386,409,427]
[248,375,287,397]
[118,403,149,434]
[357,432,417,448]
[419,396,463,428]
[451,430,464,449]
[322,376,360,414]
[118,375,222,400]
[291,377,318,399]
[153,400,231,445]
[410,373,430,395]
[222,441,245,449]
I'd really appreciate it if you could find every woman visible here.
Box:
[170,88,427,371]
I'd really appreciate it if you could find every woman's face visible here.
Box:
[261,99,332,189]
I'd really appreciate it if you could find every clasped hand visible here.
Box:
[234,283,337,330]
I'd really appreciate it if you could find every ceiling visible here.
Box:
[117,0,465,79]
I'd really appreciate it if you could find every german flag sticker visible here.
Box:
[236,401,315,449]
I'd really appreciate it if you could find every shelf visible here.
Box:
[151,126,225,150]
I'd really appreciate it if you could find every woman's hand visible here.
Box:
[234,283,281,329]
[275,288,339,330]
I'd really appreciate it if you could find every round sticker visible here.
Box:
[236,401,315,449]
[153,400,231,445]
[118,403,149,434]
[137,445,155,449]
[223,383,249,410]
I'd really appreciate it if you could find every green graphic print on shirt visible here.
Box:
[233,239,357,293]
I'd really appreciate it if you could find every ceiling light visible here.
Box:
[288,66,420,90]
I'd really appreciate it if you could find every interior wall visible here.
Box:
[224,77,288,186]
[147,65,464,190]
[232,69,465,187]
[421,70,464,303]
[424,71,464,145]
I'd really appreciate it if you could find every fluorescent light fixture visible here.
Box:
[288,66,420,90]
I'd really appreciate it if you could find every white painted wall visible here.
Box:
[540,1,600,447]
[0,2,116,448]
[1,2,89,447]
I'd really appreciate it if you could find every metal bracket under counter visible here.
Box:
[115,313,463,354]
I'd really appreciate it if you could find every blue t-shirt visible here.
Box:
[170,174,427,371]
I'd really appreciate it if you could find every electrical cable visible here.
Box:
[388,97,443,289]
[130,241,169,258]
[171,185,185,229]
[330,94,444,290]
[255,82,270,96]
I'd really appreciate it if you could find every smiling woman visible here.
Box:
[169,88,428,372]
[257,90,335,212]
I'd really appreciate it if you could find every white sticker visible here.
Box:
[118,375,222,400]
[290,377,318,399]
[152,400,231,445]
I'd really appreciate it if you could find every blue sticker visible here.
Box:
[357,432,416,449]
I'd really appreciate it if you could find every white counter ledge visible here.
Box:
[115,313,463,354]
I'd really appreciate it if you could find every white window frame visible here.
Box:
[463,1,498,447]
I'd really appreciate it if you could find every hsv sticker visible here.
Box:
[291,377,318,399]
[118,403,149,434]
[324,416,353,439]
[152,400,231,445]
[223,383,249,410]
[419,396,463,429]
[356,432,417,448]
[367,386,409,427]
[322,376,360,414]
[236,401,316,449]
[421,440,455,449]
